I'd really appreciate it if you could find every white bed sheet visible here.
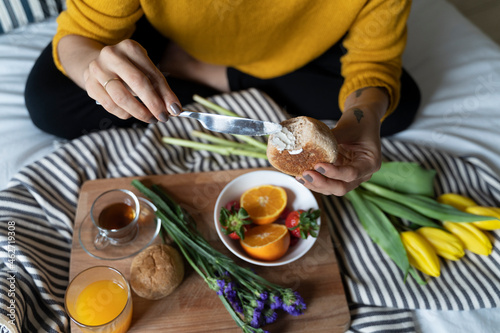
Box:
[400,1,500,331]
[0,1,500,331]
[397,0,500,177]
[0,18,59,190]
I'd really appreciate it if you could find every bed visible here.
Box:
[1,0,500,332]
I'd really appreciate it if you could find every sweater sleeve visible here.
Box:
[339,0,411,120]
[52,0,144,75]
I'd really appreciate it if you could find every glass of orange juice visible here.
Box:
[65,266,133,333]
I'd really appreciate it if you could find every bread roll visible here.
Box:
[130,244,184,300]
[267,116,337,176]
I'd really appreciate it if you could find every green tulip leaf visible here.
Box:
[369,161,436,197]
[345,189,410,280]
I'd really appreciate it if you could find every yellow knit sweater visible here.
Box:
[53,0,411,116]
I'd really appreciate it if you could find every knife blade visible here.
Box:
[177,111,282,136]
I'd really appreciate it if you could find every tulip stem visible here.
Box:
[193,94,239,117]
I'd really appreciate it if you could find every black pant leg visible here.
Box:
[227,42,421,137]
[227,41,346,120]
[379,69,421,136]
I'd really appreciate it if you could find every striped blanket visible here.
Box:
[1,89,499,332]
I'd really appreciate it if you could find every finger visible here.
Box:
[134,61,182,117]
[96,65,162,122]
[297,171,371,196]
[88,55,157,123]
[87,74,156,123]
[110,40,182,118]
[92,43,166,122]
[296,173,349,196]
[85,76,134,120]
[315,164,362,184]
[103,77,158,123]
[320,158,379,183]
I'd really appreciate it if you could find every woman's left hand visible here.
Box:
[297,87,388,196]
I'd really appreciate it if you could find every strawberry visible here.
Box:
[228,225,250,240]
[225,200,241,211]
[289,232,300,247]
[219,201,252,240]
[278,206,292,221]
[285,209,321,239]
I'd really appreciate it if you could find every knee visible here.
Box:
[24,71,70,138]
[25,43,60,134]
[25,82,83,139]
[24,43,85,139]
[25,65,51,133]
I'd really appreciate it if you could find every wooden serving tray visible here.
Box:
[69,168,350,332]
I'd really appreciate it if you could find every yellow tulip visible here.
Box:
[401,231,440,277]
[465,206,500,230]
[443,221,492,256]
[416,227,465,261]
[437,193,477,211]
[437,193,500,230]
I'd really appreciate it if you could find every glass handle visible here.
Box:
[94,232,110,250]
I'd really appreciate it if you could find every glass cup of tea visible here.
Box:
[65,266,133,333]
[91,189,140,250]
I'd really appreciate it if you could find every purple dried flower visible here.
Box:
[250,309,263,327]
[216,279,225,296]
[250,298,265,310]
[282,290,306,315]
[293,291,306,311]
[228,296,243,314]
[264,309,278,325]
[259,291,268,301]
[270,294,282,310]
[282,302,294,313]
[232,301,244,314]
[287,307,304,316]
[224,282,236,297]
[222,281,243,313]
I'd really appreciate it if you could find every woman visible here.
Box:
[24,0,420,196]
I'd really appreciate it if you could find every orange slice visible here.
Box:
[240,185,287,225]
[240,224,290,261]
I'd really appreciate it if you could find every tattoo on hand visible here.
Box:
[353,108,364,123]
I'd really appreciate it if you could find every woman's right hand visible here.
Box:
[83,39,182,123]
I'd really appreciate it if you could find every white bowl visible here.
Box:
[214,170,320,266]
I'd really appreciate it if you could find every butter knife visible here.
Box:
[177,111,282,136]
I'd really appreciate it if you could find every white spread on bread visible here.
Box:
[266,116,338,177]
[269,127,303,154]
[287,148,303,155]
